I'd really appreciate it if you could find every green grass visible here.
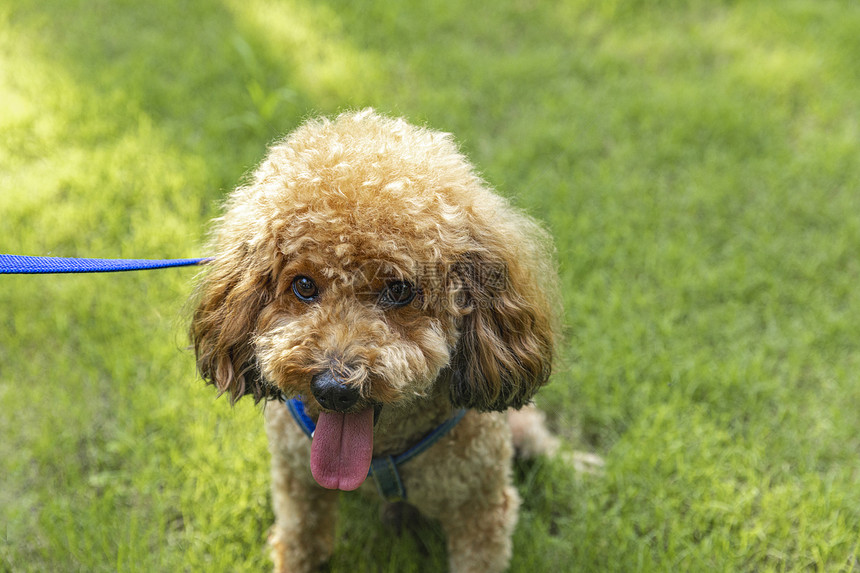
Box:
[2,0,859,571]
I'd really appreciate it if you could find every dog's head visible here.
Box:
[190,110,559,416]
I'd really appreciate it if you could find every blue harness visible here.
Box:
[285,398,466,502]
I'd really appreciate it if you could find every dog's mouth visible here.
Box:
[309,403,382,491]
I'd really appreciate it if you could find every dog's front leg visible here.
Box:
[265,404,339,573]
[403,411,522,572]
[438,483,521,573]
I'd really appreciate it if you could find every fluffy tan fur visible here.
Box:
[190,110,563,572]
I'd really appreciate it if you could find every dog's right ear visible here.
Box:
[189,253,273,403]
[446,251,556,412]
[443,199,561,413]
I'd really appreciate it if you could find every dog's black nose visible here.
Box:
[311,371,360,412]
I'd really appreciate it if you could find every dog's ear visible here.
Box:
[448,241,558,412]
[189,251,275,404]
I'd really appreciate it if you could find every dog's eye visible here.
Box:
[292,275,319,302]
[380,281,416,308]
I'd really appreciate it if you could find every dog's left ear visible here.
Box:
[448,219,559,412]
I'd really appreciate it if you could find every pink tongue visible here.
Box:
[310,408,374,491]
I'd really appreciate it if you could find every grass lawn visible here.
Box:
[2,0,860,571]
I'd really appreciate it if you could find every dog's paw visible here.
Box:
[561,450,606,475]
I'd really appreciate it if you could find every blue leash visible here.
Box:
[0,254,208,274]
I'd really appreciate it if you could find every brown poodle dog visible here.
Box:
[190,110,566,572]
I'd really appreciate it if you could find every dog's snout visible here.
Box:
[311,371,360,412]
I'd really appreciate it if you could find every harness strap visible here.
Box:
[284,398,466,502]
[370,456,406,501]
[286,398,316,438]
[0,254,208,274]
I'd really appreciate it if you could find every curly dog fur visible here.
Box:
[190,109,563,572]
